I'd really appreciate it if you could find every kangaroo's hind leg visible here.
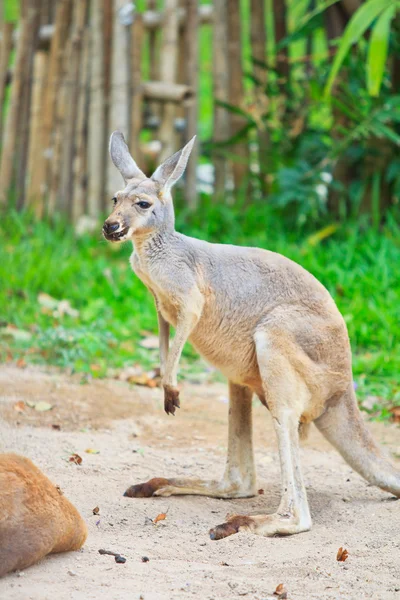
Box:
[210,329,312,539]
[124,381,257,499]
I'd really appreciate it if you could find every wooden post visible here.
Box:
[107,0,131,197]
[227,0,248,192]
[73,29,90,222]
[87,0,105,217]
[130,12,143,163]
[59,0,87,216]
[212,0,230,198]
[158,0,179,162]
[27,50,48,215]
[174,0,186,151]
[48,36,70,215]
[102,0,112,211]
[184,0,198,209]
[147,0,160,124]
[250,0,269,194]
[37,0,72,208]
[16,0,41,210]
[0,22,13,144]
[0,4,34,204]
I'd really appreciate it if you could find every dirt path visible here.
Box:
[0,364,399,600]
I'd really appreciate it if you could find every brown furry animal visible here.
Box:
[0,454,87,577]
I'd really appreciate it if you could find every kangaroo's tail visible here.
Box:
[314,385,400,497]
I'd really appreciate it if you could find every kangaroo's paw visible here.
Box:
[163,385,180,415]
[209,512,312,540]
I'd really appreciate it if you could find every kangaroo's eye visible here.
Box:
[137,201,151,209]
[112,196,117,206]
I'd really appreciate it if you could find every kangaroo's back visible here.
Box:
[0,454,87,577]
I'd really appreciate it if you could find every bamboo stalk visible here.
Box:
[0,22,13,144]
[16,0,41,210]
[250,0,267,86]
[227,0,248,191]
[274,0,289,89]
[38,0,72,208]
[250,0,269,194]
[158,0,179,162]
[107,0,131,196]
[174,0,186,150]
[87,0,105,217]
[184,0,198,209]
[0,4,35,204]
[130,13,143,163]
[102,0,112,211]
[58,0,87,216]
[73,29,90,222]
[27,50,48,215]
[48,36,71,214]
[212,0,230,197]
[147,0,159,123]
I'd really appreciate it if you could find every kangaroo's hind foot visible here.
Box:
[124,382,257,499]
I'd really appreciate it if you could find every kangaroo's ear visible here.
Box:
[151,136,196,193]
[109,131,146,183]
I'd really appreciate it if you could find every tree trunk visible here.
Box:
[227,0,248,192]
[87,0,106,217]
[212,0,230,198]
[184,0,199,209]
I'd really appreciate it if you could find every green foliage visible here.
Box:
[325,0,399,97]
[0,209,399,421]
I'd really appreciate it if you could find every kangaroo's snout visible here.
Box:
[103,222,119,235]
[102,220,129,242]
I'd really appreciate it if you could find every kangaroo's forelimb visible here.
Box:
[161,288,203,415]
[124,382,256,498]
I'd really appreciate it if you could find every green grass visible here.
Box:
[0,206,399,420]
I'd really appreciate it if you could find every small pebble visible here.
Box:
[67,569,77,576]
[115,555,126,564]
[142,556,150,563]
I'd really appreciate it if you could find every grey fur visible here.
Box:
[103,132,400,539]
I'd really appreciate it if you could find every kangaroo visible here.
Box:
[0,454,87,576]
[103,131,400,540]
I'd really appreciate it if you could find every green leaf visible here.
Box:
[324,0,395,97]
[367,5,396,97]
[214,100,257,124]
[277,0,340,50]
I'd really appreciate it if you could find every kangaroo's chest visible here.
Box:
[130,252,179,326]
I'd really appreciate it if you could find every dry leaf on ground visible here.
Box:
[14,401,26,413]
[274,583,287,598]
[337,547,349,562]
[153,512,167,524]
[69,453,83,465]
[117,364,160,388]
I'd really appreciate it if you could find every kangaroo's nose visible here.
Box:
[103,222,119,234]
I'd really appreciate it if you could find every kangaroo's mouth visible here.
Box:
[103,227,129,242]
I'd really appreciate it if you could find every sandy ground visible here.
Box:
[0,364,399,600]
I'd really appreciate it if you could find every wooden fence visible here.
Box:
[0,0,259,220]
